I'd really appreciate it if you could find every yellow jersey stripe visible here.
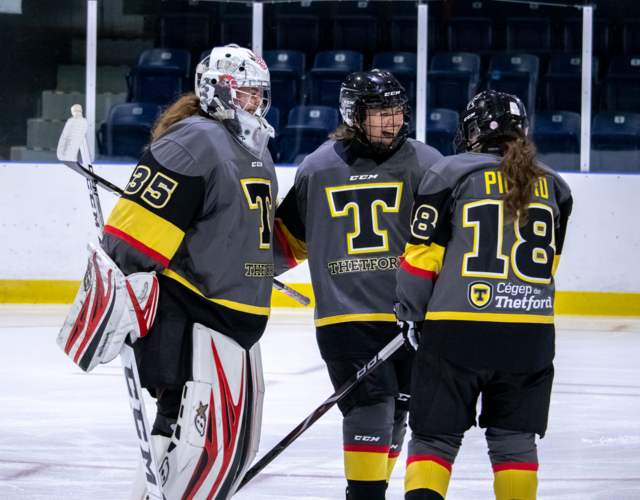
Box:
[552,255,561,275]
[162,269,271,317]
[426,311,555,324]
[403,242,446,274]
[106,198,184,261]
[315,313,396,327]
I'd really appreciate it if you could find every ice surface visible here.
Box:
[1,306,639,499]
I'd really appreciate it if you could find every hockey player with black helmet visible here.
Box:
[273,69,442,499]
[99,44,277,500]
[395,90,573,499]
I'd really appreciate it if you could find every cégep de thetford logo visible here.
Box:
[194,401,208,436]
[468,281,493,309]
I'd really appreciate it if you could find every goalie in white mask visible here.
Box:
[60,44,277,500]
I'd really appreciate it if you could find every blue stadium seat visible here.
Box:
[220,14,253,48]
[532,111,581,154]
[159,13,210,55]
[274,15,321,58]
[447,17,494,53]
[263,50,306,122]
[428,52,481,113]
[426,109,459,156]
[605,56,640,113]
[371,52,417,104]
[279,106,340,164]
[128,49,191,106]
[542,55,599,113]
[505,18,553,53]
[591,112,640,173]
[486,54,539,114]
[307,51,364,107]
[622,20,640,55]
[265,106,281,163]
[389,16,438,53]
[531,111,582,172]
[562,18,610,58]
[332,15,379,62]
[98,103,162,160]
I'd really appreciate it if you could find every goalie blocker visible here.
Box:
[129,324,265,500]
[56,243,159,372]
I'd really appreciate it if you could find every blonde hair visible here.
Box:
[329,123,356,141]
[151,93,205,143]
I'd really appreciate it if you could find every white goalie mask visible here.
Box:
[196,44,274,159]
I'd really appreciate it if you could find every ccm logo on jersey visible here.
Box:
[385,91,401,96]
[355,435,381,442]
[350,174,378,181]
[252,162,263,167]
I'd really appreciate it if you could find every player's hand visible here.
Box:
[397,318,424,352]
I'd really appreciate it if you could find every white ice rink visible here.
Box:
[1,305,639,499]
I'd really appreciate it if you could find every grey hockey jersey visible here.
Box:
[103,114,278,347]
[396,152,573,372]
[274,138,443,329]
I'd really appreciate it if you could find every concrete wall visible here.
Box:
[2,163,640,294]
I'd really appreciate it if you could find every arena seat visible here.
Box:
[486,53,539,114]
[426,108,459,156]
[98,103,162,160]
[263,50,306,122]
[371,52,417,105]
[542,55,599,113]
[447,17,494,53]
[591,111,640,173]
[307,51,363,107]
[604,56,640,113]
[428,52,481,114]
[127,49,191,106]
[279,105,339,164]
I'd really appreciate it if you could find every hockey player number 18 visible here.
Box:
[461,200,555,284]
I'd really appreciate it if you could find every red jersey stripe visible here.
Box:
[274,222,298,270]
[400,257,439,281]
[407,454,452,473]
[104,225,170,267]
[492,462,539,473]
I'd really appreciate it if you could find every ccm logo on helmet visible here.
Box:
[350,175,378,180]
[385,91,401,96]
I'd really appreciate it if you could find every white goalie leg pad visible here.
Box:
[159,324,264,500]
[56,243,159,372]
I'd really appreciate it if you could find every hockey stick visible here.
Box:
[56,111,311,307]
[57,106,165,499]
[237,332,405,490]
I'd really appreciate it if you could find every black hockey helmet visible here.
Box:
[339,69,410,154]
[453,90,529,155]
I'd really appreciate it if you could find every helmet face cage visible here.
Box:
[354,97,409,154]
[195,45,271,118]
[453,91,528,155]
[339,70,411,154]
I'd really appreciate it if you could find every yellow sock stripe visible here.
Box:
[344,447,390,482]
[386,454,400,482]
[405,455,452,498]
[493,468,538,500]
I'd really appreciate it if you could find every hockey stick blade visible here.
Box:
[273,279,311,306]
[237,332,405,490]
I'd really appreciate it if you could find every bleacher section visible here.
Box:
[10,3,640,171]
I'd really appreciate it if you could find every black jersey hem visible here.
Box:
[158,274,268,350]
[316,321,410,361]
[422,319,555,373]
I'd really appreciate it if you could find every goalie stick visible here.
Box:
[237,332,405,491]
[57,105,165,499]
[56,106,310,307]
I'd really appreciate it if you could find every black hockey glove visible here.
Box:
[397,318,424,352]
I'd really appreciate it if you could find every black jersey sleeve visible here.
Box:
[395,170,454,321]
[273,177,308,276]
[102,147,206,275]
